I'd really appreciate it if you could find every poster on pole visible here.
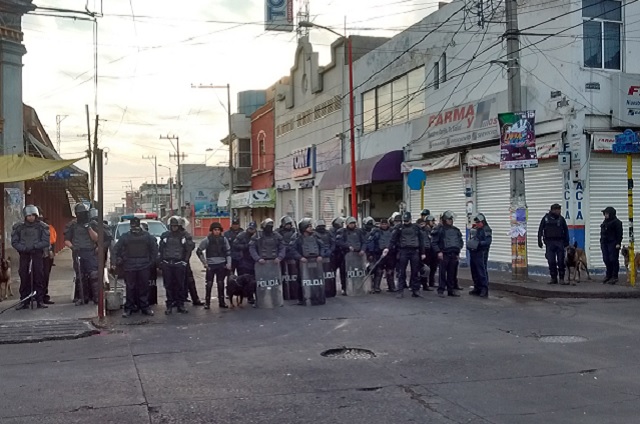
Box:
[499,111,538,169]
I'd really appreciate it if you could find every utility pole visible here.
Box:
[92,114,99,203]
[55,114,68,153]
[161,135,186,216]
[96,147,105,320]
[190,83,234,211]
[143,155,159,216]
[506,0,528,279]
[85,104,94,201]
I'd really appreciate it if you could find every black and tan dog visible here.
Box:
[0,257,13,301]
[565,242,590,285]
[621,246,640,283]
[226,274,256,307]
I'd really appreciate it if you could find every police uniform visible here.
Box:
[249,223,286,263]
[65,206,100,305]
[366,220,396,293]
[291,219,327,304]
[335,217,366,294]
[224,221,244,274]
[11,206,50,308]
[389,213,424,297]
[315,220,337,297]
[234,225,258,276]
[197,223,231,309]
[467,214,492,297]
[113,217,158,316]
[159,217,195,313]
[432,213,464,296]
[537,206,570,284]
[329,217,344,290]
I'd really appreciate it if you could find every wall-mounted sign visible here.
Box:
[612,73,640,127]
[292,145,315,180]
[265,0,294,32]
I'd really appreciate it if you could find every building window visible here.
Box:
[234,138,251,168]
[363,89,376,133]
[377,83,392,128]
[392,74,409,124]
[259,139,266,170]
[407,67,425,119]
[583,0,621,70]
[433,62,440,89]
[441,52,447,83]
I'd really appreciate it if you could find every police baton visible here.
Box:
[0,291,36,315]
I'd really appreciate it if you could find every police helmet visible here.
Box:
[473,213,486,223]
[232,218,240,225]
[442,210,455,221]
[130,217,142,230]
[23,204,39,218]
[380,218,389,225]
[363,216,375,227]
[420,209,431,217]
[315,219,326,228]
[280,215,294,227]
[345,216,357,226]
[426,215,436,222]
[168,216,181,227]
[74,203,89,216]
[331,216,345,229]
[89,208,99,220]
[390,212,401,223]
[298,218,313,233]
[402,211,412,223]
[209,222,223,231]
[261,218,275,229]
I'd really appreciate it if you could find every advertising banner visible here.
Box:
[499,111,539,169]
[265,0,294,32]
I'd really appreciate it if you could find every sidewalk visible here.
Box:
[456,266,640,299]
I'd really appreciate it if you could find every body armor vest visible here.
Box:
[378,229,393,250]
[345,230,362,251]
[315,230,332,248]
[258,235,279,259]
[72,223,94,250]
[399,225,420,248]
[443,227,463,250]
[206,234,225,258]
[543,214,564,240]
[163,233,185,261]
[20,224,41,250]
[126,234,149,258]
[301,235,320,257]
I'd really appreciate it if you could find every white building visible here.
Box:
[349,0,640,273]
[274,35,388,224]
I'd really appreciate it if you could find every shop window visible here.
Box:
[583,0,621,70]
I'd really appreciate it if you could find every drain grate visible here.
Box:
[538,335,588,343]
[321,347,376,359]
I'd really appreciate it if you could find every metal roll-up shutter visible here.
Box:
[320,190,336,223]
[301,188,314,219]
[588,153,640,269]
[476,166,511,265]
[280,189,296,221]
[419,169,467,258]
[409,187,424,218]
[524,160,564,267]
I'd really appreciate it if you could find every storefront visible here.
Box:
[230,188,277,228]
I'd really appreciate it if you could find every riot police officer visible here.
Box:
[432,210,464,297]
[159,216,195,314]
[315,219,336,296]
[11,205,50,309]
[314,220,334,258]
[420,209,431,222]
[224,218,244,274]
[537,203,569,285]
[197,222,232,310]
[249,219,286,264]
[390,212,425,298]
[416,218,433,291]
[362,216,375,239]
[88,207,113,265]
[65,203,100,305]
[234,221,258,276]
[425,215,438,287]
[329,217,344,288]
[278,215,298,299]
[291,218,327,305]
[467,213,492,298]
[367,218,395,293]
[335,217,366,295]
[113,217,157,317]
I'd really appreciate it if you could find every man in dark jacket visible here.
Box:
[290,218,328,305]
[390,212,425,298]
[537,203,570,285]
[224,218,244,274]
[600,206,624,284]
[159,216,195,314]
[113,217,158,317]
[432,210,464,297]
[366,218,395,293]
[233,222,258,276]
[65,204,100,305]
[467,213,492,298]
[249,219,286,263]
[329,217,344,290]
[278,215,298,299]
[335,217,366,295]
[197,222,232,309]
[11,205,51,309]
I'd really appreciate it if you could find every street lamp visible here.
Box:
[158,164,173,212]
[299,20,358,218]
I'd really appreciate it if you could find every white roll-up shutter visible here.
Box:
[524,160,564,267]
[409,169,467,257]
[476,166,511,264]
[320,190,336,223]
[301,188,314,219]
[588,153,640,268]
[280,190,296,221]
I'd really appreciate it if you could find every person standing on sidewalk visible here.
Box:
[113,217,157,317]
[41,217,56,305]
[432,210,464,298]
[159,216,195,315]
[196,222,232,309]
[11,205,50,309]
[65,204,100,305]
[467,213,492,298]
[600,206,623,285]
[537,203,570,285]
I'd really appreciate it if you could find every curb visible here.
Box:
[479,280,640,299]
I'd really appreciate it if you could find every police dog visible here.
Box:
[565,242,590,284]
[0,257,13,301]
[621,246,640,283]
[227,274,256,307]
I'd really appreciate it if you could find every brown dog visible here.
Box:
[621,246,640,283]
[0,257,13,301]
[565,242,590,285]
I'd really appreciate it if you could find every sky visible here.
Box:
[21,0,438,211]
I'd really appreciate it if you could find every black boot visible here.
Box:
[36,302,48,309]
[469,289,481,296]
[165,302,173,315]
[204,283,212,310]
[479,287,489,298]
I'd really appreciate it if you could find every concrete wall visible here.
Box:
[251,100,275,190]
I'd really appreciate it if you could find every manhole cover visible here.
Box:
[321,347,375,359]
[538,335,588,343]
[0,320,99,344]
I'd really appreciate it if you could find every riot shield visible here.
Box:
[299,261,326,306]
[345,252,369,296]
[254,260,284,308]
[322,258,337,298]
[282,260,299,300]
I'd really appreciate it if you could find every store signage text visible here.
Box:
[564,180,585,221]
[292,146,315,180]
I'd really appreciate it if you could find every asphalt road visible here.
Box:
[1,282,639,423]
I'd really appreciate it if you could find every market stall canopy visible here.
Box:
[0,154,83,183]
